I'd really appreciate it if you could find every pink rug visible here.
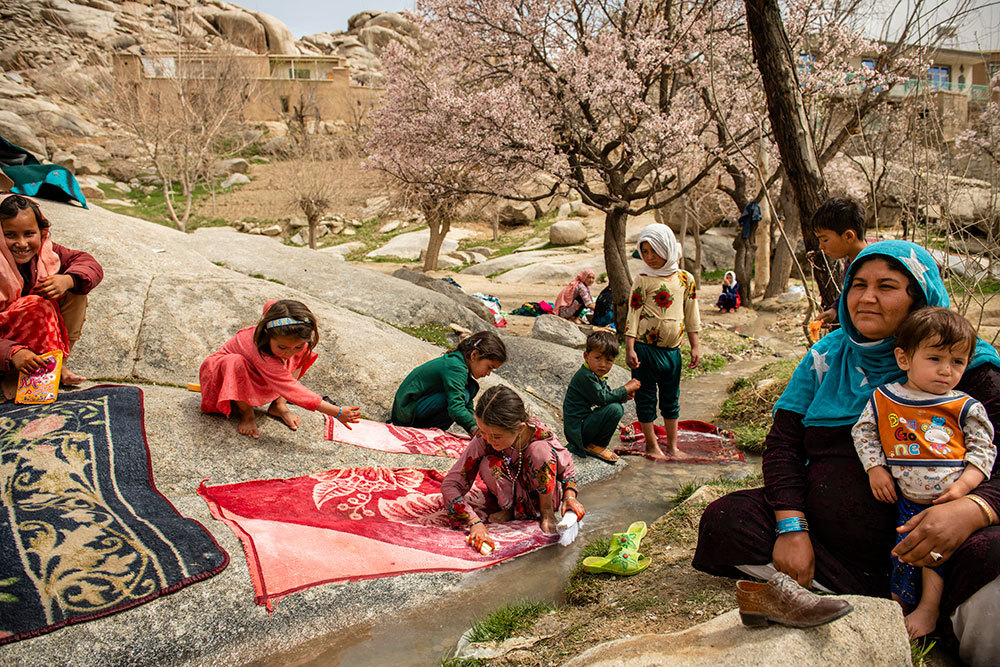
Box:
[324,417,470,458]
[616,420,745,463]
[198,467,555,609]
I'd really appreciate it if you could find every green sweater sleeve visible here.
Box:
[442,353,478,434]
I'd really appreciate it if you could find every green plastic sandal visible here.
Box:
[607,521,648,556]
[581,549,651,576]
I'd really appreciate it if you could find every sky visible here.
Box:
[244,1,414,38]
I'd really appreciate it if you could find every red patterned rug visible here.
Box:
[616,420,744,463]
[198,467,555,609]
[324,417,470,458]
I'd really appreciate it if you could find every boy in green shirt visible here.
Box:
[563,331,640,463]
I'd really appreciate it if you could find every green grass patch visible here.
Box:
[398,323,453,348]
[249,273,285,285]
[97,182,233,232]
[672,472,765,504]
[465,600,555,644]
[441,659,488,667]
[700,268,727,283]
[945,276,1000,295]
[717,359,798,453]
[910,637,936,666]
[564,536,613,605]
[682,350,726,378]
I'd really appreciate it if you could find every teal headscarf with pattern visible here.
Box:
[775,240,1000,427]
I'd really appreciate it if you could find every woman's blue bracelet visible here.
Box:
[775,517,809,536]
[336,406,342,418]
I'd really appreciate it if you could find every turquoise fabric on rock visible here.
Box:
[775,240,1000,428]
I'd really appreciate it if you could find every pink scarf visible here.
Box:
[555,269,595,314]
[0,194,61,311]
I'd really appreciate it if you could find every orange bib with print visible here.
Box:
[873,386,972,467]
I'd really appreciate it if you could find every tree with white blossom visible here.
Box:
[372,0,749,329]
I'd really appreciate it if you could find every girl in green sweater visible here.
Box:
[390,330,507,434]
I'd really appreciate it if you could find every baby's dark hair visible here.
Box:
[810,197,865,238]
[253,300,319,356]
[586,330,619,357]
[455,330,507,364]
[475,385,529,431]
[895,307,977,359]
[0,194,48,230]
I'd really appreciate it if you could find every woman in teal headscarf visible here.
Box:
[693,241,1000,665]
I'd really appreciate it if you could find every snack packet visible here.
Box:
[15,350,63,404]
[808,319,824,342]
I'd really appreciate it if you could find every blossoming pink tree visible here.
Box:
[371,0,748,329]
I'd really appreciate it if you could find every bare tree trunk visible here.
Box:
[733,220,756,307]
[423,218,450,271]
[693,223,703,281]
[603,206,632,335]
[765,180,799,298]
[308,216,318,249]
[753,146,772,296]
[745,0,835,305]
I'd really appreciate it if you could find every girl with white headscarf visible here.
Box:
[624,224,701,460]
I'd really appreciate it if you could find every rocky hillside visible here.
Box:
[0,1,414,159]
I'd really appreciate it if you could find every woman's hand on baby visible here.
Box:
[560,496,585,521]
[32,274,74,300]
[893,498,983,566]
[337,406,361,425]
[867,467,897,503]
[12,348,45,374]
[773,531,815,588]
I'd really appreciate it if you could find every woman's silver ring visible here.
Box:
[930,551,943,562]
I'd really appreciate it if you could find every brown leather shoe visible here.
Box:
[736,572,853,628]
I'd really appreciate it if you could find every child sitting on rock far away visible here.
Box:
[852,307,996,638]
[811,197,869,328]
[199,299,359,439]
[0,193,103,397]
[563,330,639,463]
[716,270,740,312]
[625,223,701,460]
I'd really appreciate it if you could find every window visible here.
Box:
[280,96,289,113]
[293,68,311,79]
[928,65,950,89]
[989,62,1000,82]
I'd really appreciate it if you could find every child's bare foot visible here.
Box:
[235,402,259,439]
[904,605,938,639]
[540,515,558,535]
[237,413,259,439]
[60,368,86,386]
[645,444,669,461]
[488,509,513,523]
[662,446,692,460]
[268,399,300,431]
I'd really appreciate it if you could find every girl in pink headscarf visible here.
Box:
[0,194,103,396]
[555,269,596,323]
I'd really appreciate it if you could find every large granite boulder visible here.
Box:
[564,595,909,666]
[185,228,491,332]
[0,110,45,156]
[549,219,587,246]
[366,227,477,261]
[252,10,299,55]
[531,314,587,349]
[213,10,267,53]
[461,250,567,277]
[391,267,498,324]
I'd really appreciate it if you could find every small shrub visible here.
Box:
[717,359,797,452]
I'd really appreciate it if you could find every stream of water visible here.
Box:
[260,454,760,667]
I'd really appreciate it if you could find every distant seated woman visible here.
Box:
[555,269,596,323]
